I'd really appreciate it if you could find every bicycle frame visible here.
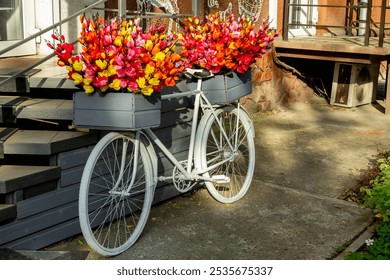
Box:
[141,77,240,184]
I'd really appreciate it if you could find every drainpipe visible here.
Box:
[358,0,368,36]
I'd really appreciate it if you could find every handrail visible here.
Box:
[282,0,388,48]
[0,40,78,87]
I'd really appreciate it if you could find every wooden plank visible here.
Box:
[161,96,191,112]
[0,198,79,245]
[59,165,84,187]
[0,96,28,123]
[0,204,17,223]
[3,216,82,250]
[57,146,94,170]
[153,121,192,143]
[29,77,77,90]
[16,99,73,120]
[3,130,98,155]
[16,184,79,219]
[0,127,18,158]
[158,109,194,129]
[0,165,60,194]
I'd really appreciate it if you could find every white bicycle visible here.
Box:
[78,70,256,256]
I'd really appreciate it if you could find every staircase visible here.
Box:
[0,59,97,249]
[0,57,193,250]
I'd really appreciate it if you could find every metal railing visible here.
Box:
[282,0,390,47]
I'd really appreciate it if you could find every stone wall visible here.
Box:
[240,51,316,113]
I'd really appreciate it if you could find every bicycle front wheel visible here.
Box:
[79,132,154,256]
[195,106,255,203]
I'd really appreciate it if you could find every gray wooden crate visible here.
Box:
[73,92,161,130]
[187,70,252,104]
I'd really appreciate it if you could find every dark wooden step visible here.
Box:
[1,96,72,123]
[29,77,77,90]
[15,99,72,120]
[0,69,40,93]
[0,96,28,123]
[0,165,60,194]
[3,130,98,155]
[0,127,18,158]
[0,204,17,223]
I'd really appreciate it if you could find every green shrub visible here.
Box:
[361,153,390,222]
[345,224,390,260]
[345,152,390,260]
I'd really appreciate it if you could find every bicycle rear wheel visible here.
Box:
[195,106,255,203]
[79,132,154,256]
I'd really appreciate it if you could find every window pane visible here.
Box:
[0,0,23,41]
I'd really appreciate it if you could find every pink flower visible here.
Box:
[93,76,109,87]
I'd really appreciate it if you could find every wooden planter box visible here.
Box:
[187,70,252,104]
[73,92,161,130]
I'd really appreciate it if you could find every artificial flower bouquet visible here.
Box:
[48,15,187,96]
[49,13,277,97]
[179,12,278,75]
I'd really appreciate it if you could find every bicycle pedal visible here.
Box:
[211,175,230,184]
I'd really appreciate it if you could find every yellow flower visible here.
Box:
[136,77,146,88]
[153,51,165,62]
[142,86,153,96]
[108,64,116,76]
[96,59,107,70]
[145,64,155,77]
[73,60,83,72]
[71,73,83,84]
[109,79,121,91]
[113,36,122,47]
[83,78,93,85]
[83,85,94,94]
[148,77,160,86]
[145,40,153,51]
[98,65,116,77]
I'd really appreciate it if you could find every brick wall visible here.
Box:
[241,51,316,113]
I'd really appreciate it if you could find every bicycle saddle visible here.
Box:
[185,68,214,79]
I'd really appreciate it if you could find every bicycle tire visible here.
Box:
[79,132,154,256]
[195,106,255,203]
